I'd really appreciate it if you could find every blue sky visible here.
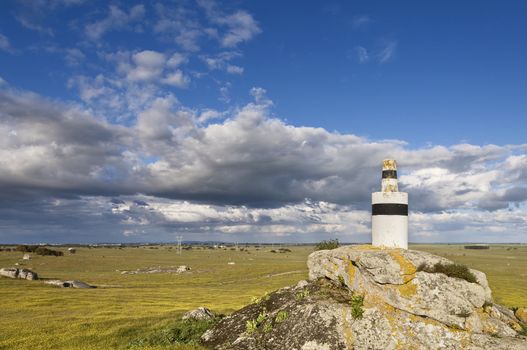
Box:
[0,0,526,243]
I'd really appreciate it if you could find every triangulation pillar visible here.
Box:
[371,159,408,249]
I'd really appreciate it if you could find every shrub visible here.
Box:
[127,318,218,348]
[417,262,477,283]
[35,247,64,256]
[16,245,38,253]
[314,239,340,251]
[350,294,364,319]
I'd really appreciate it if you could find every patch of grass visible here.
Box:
[1,244,526,348]
[127,318,217,349]
[274,310,288,323]
[262,322,273,333]
[350,294,364,319]
[245,309,269,335]
[417,262,477,283]
[456,311,472,318]
[295,289,310,301]
[338,275,345,286]
[314,239,340,251]
[519,323,527,337]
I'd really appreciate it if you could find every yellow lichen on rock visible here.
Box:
[347,261,356,286]
[515,308,527,324]
[389,250,416,283]
[352,244,382,251]
[341,309,354,349]
[397,280,417,298]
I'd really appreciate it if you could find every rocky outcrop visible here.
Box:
[43,280,95,288]
[202,245,527,350]
[183,307,216,321]
[0,267,38,280]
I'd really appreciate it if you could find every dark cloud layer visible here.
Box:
[1,86,527,243]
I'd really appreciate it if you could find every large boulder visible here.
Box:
[0,267,38,280]
[202,245,527,349]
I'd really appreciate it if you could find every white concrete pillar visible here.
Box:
[371,159,408,249]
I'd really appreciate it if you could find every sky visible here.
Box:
[0,0,526,244]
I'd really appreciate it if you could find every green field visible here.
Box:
[0,244,526,349]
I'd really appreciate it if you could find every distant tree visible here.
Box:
[314,239,340,251]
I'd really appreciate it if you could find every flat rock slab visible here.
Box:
[44,280,95,288]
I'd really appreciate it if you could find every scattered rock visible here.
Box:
[23,254,31,260]
[0,267,38,280]
[227,262,236,265]
[183,307,216,321]
[176,265,190,273]
[120,265,191,274]
[202,245,527,350]
[44,279,95,288]
[68,248,76,254]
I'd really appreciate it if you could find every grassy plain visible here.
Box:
[0,244,526,349]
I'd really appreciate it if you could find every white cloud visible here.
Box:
[201,51,243,73]
[226,65,244,74]
[351,15,372,29]
[127,50,166,82]
[162,70,190,88]
[219,11,261,47]
[85,4,145,41]
[378,40,397,63]
[354,46,369,63]
[167,53,188,67]
[0,33,11,52]
[16,16,54,36]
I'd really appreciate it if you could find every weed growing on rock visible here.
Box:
[246,320,258,334]
[350,294,364,319]
[275,310,288,323]
[295,289,310,301]
[338,275,345,286]
[417,262,477,283]
[262,322,273,333]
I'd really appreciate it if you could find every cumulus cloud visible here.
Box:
[1,85,526,242]
[126,50,166,82]
[85,4,145,41]
[218,10,261,47]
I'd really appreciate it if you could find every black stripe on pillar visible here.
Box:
[372,203,408,216]
[382,170,397,179]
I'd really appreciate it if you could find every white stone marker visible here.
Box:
[371,159,408,249]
